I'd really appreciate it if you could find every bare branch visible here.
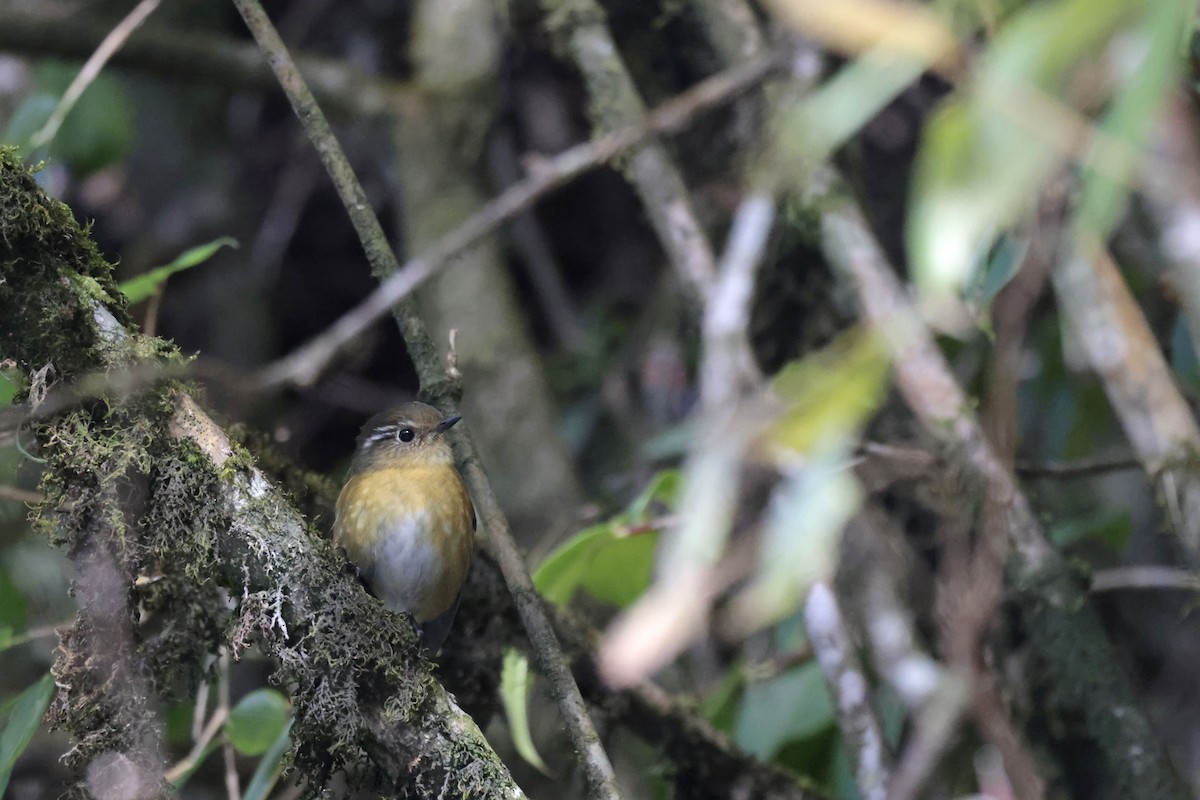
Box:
[540,0,721,302]
[806,582,891,800]
[1053,239,1200,563]
[255,49,782,391]
[0,8,411,119]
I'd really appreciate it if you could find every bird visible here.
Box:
[333,401,475,653]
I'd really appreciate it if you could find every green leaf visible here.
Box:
[534,523,613,607]
[908,0,1146,303]
[0,672,55,797]
[499,649,551,774]
[118,237,238,303]
[225,689,291,757]
[734,662,834,760]
[578,529,659,608]
[242,719,293,800]
[965,235,1028,318]
[774,49,928,184]
[1171,316,1200,395]
[533,523,659,609]
[1048,508,1131,551]
[769,328,889,456]
[31,64,136,176]
[1075,0,1187,239]
[1,94,57,151]
[626,469,681,522]
[701,664,746,733]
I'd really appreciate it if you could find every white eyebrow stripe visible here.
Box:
[364,422,414,445]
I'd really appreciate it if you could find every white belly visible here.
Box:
[365,511,441,616]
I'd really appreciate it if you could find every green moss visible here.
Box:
[0,147,133,378]
[1009,560,1188,798]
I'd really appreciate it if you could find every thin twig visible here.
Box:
[1053,239,1200,563]
[0,8,411,119]
[28,0,162,149]
[0,484,43,504]
[1014,455,1143,478]
[217,650,241,800]
[806,582,891,800]
[254,48,783,390]
[601,193,776,687]
[164,705,228,783]
[1091,565,1200,593]
[229,3,620,796]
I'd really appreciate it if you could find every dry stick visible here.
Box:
[600,193,775,687]
[806,583,891,800]
[255,49,781,391]
[1014,455,1142,478]
[1053,239,1200,564]
[28,0,161,149]
[1091,565,1200,593]
[228,3,621,798]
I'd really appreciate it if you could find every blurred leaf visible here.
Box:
[627,469,681,522]
[1048,507,1131,550]
[640,422,693,461]
[225,689,290,757]
[1,94,57,152]
[769,328,889,456]
[734,662,835,760]
[119,237,238,303]
[763,0,959,63]
[732,448,862,627]
[909,0,1146,303]
[0,672,54,797]
[0,567,27,634]
[31,63,136,176]
[1171,316,1200,395]
[773,49,927,185]
[701,664,746,734]
[1076,0,1187,239]
[0,369,19,406]
[965,234,1028,321]
[499,649,551,774]
[773,725,840,792]
[242,718,293,800]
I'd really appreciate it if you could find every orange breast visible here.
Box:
[334,465,474,621]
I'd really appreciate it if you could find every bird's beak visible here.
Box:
[435,415,462,434]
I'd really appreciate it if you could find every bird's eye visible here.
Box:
[398,427,415,443]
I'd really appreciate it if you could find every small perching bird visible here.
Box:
[333,401,475,653]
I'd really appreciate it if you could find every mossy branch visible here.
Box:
[0,148,525,796]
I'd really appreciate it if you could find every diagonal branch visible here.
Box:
[254,49,782,391]
[811,170,1190,799]
[228,2,622,797]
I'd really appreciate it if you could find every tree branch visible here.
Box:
[0,8,413,119]
[228,2,622,796]
[811,171,1190,799]
[0,149,525,795]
